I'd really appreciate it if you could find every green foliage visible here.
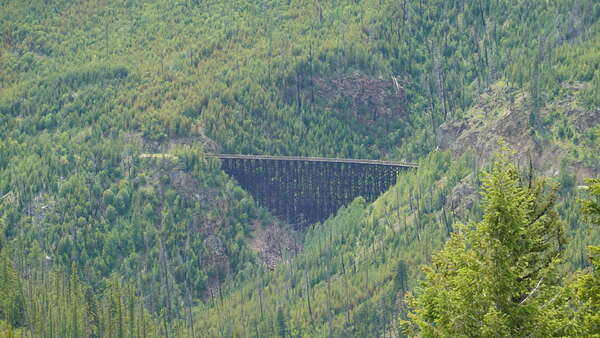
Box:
[565,177,600,335]
[558,160,576,194]
[276,306,288,337]
[0,249,25,328]
[0,141,268,323]
[0,0,598,335]
[1,0,597,163]
[192,152,476,336]
[17,267,181,337]
[393,260,409,294]
[403,149,570,336]
[581,70,600,109]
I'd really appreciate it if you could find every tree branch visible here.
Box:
[520,277,543,305]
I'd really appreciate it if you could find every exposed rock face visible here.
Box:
[249,221,302,269]
[437,84,599,181]
[444,176,479,220]
[311,72,407,123]
[438,107,535,166]
[203,235,230,276]
[131,123,221,155]
[437,118,480,153]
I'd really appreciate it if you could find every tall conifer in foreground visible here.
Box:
[402,147,569,336]
[566,175,600,336]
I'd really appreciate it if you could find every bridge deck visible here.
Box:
[210,154,418,168]
[209,153,417,226]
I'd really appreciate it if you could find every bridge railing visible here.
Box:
[209,154,418,168]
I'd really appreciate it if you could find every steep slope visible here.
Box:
[1,142,275,317]
[1,0,599,336]
[192,147,599,336]
[192,18,600,338]
[194,152,477,337]
[439,82,599,179]
[438,24,600,179]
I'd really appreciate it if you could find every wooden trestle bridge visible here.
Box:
[211,154,417,226]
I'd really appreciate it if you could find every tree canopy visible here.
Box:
[404,149,563,336]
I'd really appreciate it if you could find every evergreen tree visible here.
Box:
[393,259,409,294]
[565,176,600,335]
[276,306,287,338]
[0,249,25,328]
[402,147,569,336]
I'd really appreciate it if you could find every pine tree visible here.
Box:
[402,147,568,336]
[0,248,26,328]
[566,176,600,335]
[393,260,409,294]
[276,306,287,338]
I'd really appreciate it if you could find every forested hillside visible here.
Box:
[1,0,599,336]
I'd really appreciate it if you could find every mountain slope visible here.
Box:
[1,0,599,336]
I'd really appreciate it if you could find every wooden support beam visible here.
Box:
[216,155,416,226]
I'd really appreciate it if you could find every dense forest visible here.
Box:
[1,0,599,337]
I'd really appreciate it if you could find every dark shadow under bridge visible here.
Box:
[210,154,417,227]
